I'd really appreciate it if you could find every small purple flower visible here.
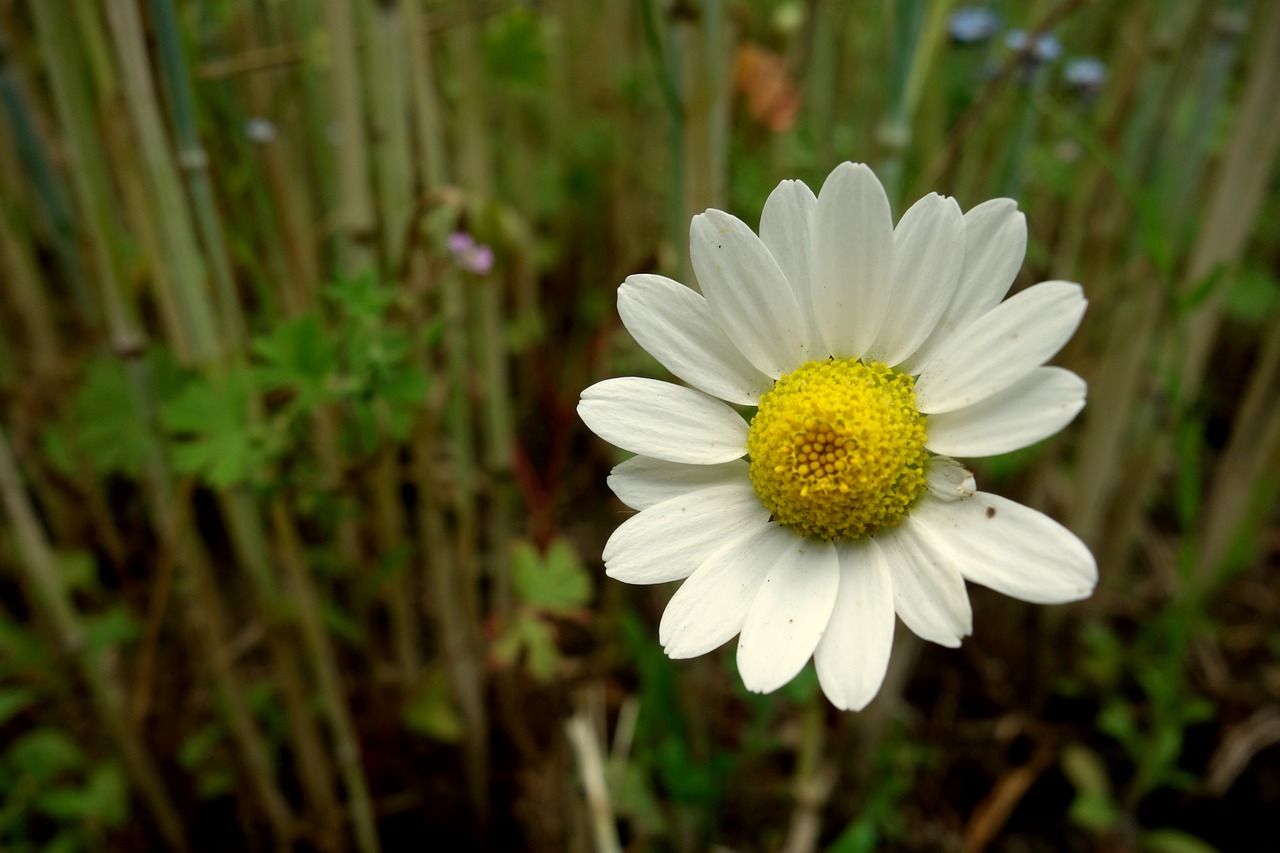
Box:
[1064,57,1108,95]
[447,231,494,275]
[447,231,476,255]
[1005,29,1063,63]
[949,7,1001,44]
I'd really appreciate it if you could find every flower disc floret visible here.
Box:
[747,359,929,540]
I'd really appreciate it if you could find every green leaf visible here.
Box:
[82,607,140,655]
[0,689,38,727]
[1068,791,1120,831]
[6,729,84,781]
[1060,743,1112,799]
[81,762,129,825]
[492,613,561,682]
[252,313,338,412]
[161,370,260,487]
[68,356,152,477]
[1141,828,1221,853]
[511,538,591,613]
[403,669,464,742]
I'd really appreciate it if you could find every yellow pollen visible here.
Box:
[747,359,929,540]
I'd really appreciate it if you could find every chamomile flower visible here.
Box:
[579,162,1097,711]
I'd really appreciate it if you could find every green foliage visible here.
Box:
[0,729,130,850]
[162,367,273,488]
[492,538,593,681]
[403,668,464,742]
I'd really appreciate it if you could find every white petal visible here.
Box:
[925,456,976,502]
[908,492,1097,604]
[659,522,796,659]
[811,162,894,359]
[877,519,972,647]
[690,210,811,377]
[608,456,749,511]
[618,274,774,406]
[867,193,965,367]
[736,537,840,694]
[579,378,748,463]
[813,539,895,711]
[603,481,768,584]
[926,367,1087,457]
[900,199,1026,373]
[913,281,1087,414]
[760,179,822,355]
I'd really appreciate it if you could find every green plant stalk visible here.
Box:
[369,1,414,270]
[271,499,382,853]
[149,0,248,352]
[875,0,928,207]
[117,350,297,841]
[0,207,59,375]
[0,428,189,852]
[104,0,222,362]
[370,417,421,684]
[322,0,377,274]
[470,276,515,615]
[218,489,344,843]
[27,0,143,356]
[436,267,490,817]
[1159,0,1250,244]
[677,0,729,231]
[780,697,832,853]
[401,0,449,189]
[639,0,685,279]
[0,18,96,322]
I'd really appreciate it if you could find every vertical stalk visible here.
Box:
[148,0,248,352]
[368,0,414,271]
[271,499,381,853]
[28,0,144,357]
[104,0,222,362]
[219,490,344,847]
[322,0,377,274]
[0,428,188,852]
[0,18,96,322]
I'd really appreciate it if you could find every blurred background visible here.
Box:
[0,0,1277,850]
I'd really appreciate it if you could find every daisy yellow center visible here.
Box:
[747,359,929,541]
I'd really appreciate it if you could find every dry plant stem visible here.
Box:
[0,214,58,375]
[105,0,221,362]
[565,713,623,853]
[119,347,296,843]
[369,1,414,271]
[402,1,449,188]
[677,0,730,226]
[323,0,377,275]
[853,628,924,785]
[411,409,489,821]
[1196,320,1280,585]
[179,533,298,845]
[0,428,189,852]
[271,499,382,853]
[1069,280,1161,547]
[371,426,421,683]
[471,274,516,615]
[219,491,343,844]
[1177,0,1280,391]
[781,698,835,853]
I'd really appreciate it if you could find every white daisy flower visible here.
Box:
[578,162,1097,711]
